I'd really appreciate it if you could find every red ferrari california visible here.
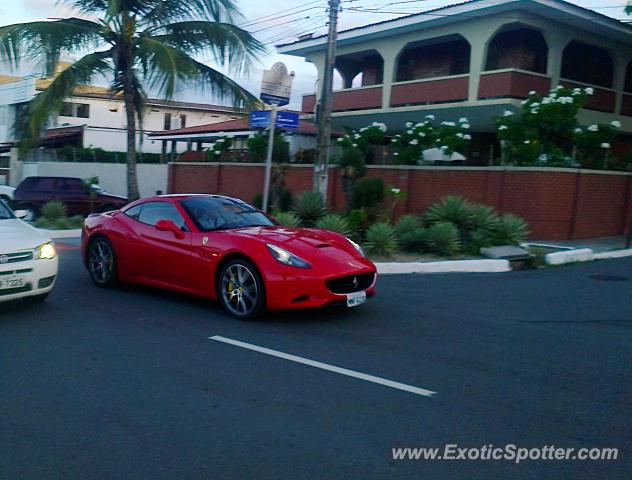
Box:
[81,194,377,319]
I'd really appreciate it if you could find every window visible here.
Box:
[138,201,187,229]
[179,114,187,129]
[55,178,86,193]
[60,102,90,118]
[180,196,273,232]
[164,113,172,130]
[124,204,142,220]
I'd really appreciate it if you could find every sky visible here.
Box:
[0,0,629,109]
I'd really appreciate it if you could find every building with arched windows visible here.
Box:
[278,0,632,164]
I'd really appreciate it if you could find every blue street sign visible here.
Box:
[249,110,271,129]
[260,92,290,106]
[249,110,300,130]
[276,111,299,130]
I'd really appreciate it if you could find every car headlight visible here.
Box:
[266,243,311,269]
[34,242,56,260]
[346,237,366,257]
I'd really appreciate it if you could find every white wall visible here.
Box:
[21,161,168,198]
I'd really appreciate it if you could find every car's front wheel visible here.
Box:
[88,237,118,287]
[218,259,265,319]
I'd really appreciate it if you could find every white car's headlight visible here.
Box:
[346,237,366,257]
[266,243,311,269]
[34,242,56,260]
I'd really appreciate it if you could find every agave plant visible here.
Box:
[399,228,427,253]
[271,211,301,228]
[493,214,530,245]
[426,221,462,256]
[424,195,474,229]
[291,191,327,227]
[469,204,500,233]
[364,222,398,257]
[394,214,422,237]
[315,214,351,236]
[0,0,263,201]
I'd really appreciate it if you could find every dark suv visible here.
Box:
[14,177,127,221]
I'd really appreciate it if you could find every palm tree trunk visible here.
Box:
[123,84,140,201]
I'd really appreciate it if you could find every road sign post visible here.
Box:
[259,62,294,213]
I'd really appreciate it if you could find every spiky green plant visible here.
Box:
[41,200,66,220]
[315,214,351,236]
[469,204,500,233]
[399,228,427,252]
[0,0,263,201]
[272,211,301,228]
[424,195,474,229]
[394,214,422,237]
[364,222,398,257]
[291,191,327,227]
[492,214,530,245]
[426,221,461,256]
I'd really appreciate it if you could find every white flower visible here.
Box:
[393,152,399,156]
[462,124,470,129]
[405,122,413,128]
[521,100,528,105]
[440,145,449,151]
[498,125,509,131]
[588,124,599,132]
[503,110,514,117]
[391,138,398,143]
[441,121,455,126]
[415,122,425,128]
[524,140,531,144]
[529,90,536,96]
[584,87,594,95]
[574,128,583,134]
[407,130,414,135]
[390,188,401,194]
[352,143,358,148]
[463,134,471,140]
[410,139,419,145]
[531,102,540,108]
[353,133,361,139]
[530,109,539,115]
[601,142,611,149]
[456,133,464,138]
[337,138,344,143]
[611,120,621,128]
[418,132,426,137]
[425,114,435,120]
[458,117,468,123]
[572,88,582,96]
[359,127,367,132]
[554,85,563,91]
[216,138,224,143]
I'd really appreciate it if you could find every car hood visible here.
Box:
[228,226,370,266]
[0,219,51,252]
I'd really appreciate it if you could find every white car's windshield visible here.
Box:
[0,200,14,220]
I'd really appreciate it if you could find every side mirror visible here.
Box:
[155,219,185,239]
[14,210,28,220]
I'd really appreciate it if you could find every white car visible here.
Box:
[0,200,58,302]
[0,185,14,203]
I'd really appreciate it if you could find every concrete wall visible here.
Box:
[168,162,632,240]
[18,161,168,198]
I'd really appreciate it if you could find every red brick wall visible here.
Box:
[561,81,616,113]
[168,163,632,240]
[301,88,383,113]
[479,71,551,99]
[390,77,469,107]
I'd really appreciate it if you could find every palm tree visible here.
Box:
[0,0,263,201]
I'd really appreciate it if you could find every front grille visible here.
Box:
[0,251,34,264]
[0,268,32,276]
[326,272,375,294]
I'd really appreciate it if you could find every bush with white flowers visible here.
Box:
[390,116,472,165]
[207,134,234,160]
[496,86,623,169]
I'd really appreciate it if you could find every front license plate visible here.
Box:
[346,290,366,308]
[0,275,26,290]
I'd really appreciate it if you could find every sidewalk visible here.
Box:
[535,236,630,253]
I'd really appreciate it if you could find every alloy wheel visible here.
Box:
[220,263,259,317]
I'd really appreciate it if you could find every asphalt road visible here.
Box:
[1,242,631,479]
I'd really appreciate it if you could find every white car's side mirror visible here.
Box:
[14,210,28,219]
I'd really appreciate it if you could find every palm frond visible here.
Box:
[23,50,112,148]
[0,18,103,74]
[99,0,238,24]
[150,21,265,72]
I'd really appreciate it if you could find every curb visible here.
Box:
[39,229,82,239]
[593,248,632,260]
[376,259,511,275]
[544,248,594,265]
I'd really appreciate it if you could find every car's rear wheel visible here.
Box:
[218,259,265,319]
[88,237,118,287]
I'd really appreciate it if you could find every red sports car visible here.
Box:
[81,194,377,318]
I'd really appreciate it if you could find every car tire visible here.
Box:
[87,237,118,287]
[218,258,265,320]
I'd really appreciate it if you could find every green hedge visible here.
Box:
[54,147,163,164]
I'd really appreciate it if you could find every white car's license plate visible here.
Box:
[0,275,26,290]
[346,290,367,307]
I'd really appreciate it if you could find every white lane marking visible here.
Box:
[209,335,436,398]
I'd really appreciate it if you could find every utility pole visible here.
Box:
[313,0,341,197]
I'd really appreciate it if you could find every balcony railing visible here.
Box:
[560,79,616,113]
[301,85,383,113]
[390,75,469,107]
[478,69,551,100]
[621,93,632,117]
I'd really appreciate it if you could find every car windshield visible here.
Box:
[0,200,14,220]
[180,196,274,232]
